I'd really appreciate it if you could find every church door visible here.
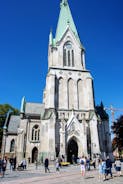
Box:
[67,139,78,163]
[32,147,38,163]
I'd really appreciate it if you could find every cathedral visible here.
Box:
[2,0,112,163]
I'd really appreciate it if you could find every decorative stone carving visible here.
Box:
[17,128,24,134]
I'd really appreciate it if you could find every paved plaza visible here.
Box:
[0,163,123,184]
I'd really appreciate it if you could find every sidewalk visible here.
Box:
[0,163,123,184]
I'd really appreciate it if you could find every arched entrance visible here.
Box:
[67,139,78,163]
[32,147,38,163]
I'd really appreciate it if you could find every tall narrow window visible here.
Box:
[63,49,66,66]
[68,50,70,66]
[72,50,74,67]
[32,125,40,141]
[10,139,15,152]
[63,41,74,67]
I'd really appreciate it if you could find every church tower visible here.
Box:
[41,0,100,161]
[3,0,113,164]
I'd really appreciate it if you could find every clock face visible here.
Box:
[65,42,72,49]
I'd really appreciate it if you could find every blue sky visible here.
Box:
[0,0,123,121]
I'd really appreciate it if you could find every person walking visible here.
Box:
[1,157,7,177]
[98,159,103,181]
[86,157,90,171]
[114,158,121,176]
[22,159,27,170]
[102,159,107,181]
[44,158,50,173]
[9,157,13,172]
[106,156,113,178]
[55,158,60,172]
[80,156,86,177]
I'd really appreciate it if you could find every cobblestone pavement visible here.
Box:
[0,164,123,184]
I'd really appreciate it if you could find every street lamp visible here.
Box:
[1,109,13,159]
[1,125,7,159]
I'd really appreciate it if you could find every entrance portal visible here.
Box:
[67,139,78,163]
[32,147,38,163]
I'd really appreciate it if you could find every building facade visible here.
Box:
[3,0,112,163]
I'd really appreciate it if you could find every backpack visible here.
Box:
[81,159,84,165]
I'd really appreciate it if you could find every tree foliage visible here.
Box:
[0,104,19,152]
[111,115,123,154]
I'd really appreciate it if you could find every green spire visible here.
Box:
[55,0,80,43]
[20,96,26,113]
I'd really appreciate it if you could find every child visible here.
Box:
[102,159,106,181]
[80,156,86,177]
[98,159,103,181]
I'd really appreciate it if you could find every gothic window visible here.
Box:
[63,49,66,66]
[68,50,70,66]
[10,139,15,152]
[72,50,74,67]
[63,41,74,67]
[32,125,40,141]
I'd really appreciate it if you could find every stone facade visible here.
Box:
[3,0,112,164]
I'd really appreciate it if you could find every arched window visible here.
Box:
[10,139,15,152]
[32,125,40,141]
[63,41,74,67]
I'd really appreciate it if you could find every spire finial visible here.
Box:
[61,0,68,6]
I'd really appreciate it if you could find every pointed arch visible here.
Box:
[67,137,78,163]
[68,78,74,109]
[63,41,74,67]
[32,147,38,163]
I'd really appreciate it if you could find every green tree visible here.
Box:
[0,104,19,152]
[111,115,123,155]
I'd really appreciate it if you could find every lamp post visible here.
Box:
[1,109,13,159]
[1,125,7,159]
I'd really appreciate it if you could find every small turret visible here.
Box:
[20,96,26,119]
[49,29,53,46]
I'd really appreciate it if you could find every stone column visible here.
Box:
[49,112,56,160]
[82,114,88,156]
[16,128,24,164]
[59,115,66,159]
[90,117,100,156]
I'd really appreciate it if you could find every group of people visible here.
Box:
[44,157,62,173]
[98,156,122,181]
[80,155,122,181]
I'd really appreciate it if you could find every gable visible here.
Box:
[57,27,84,49]
[67,114,81,135]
